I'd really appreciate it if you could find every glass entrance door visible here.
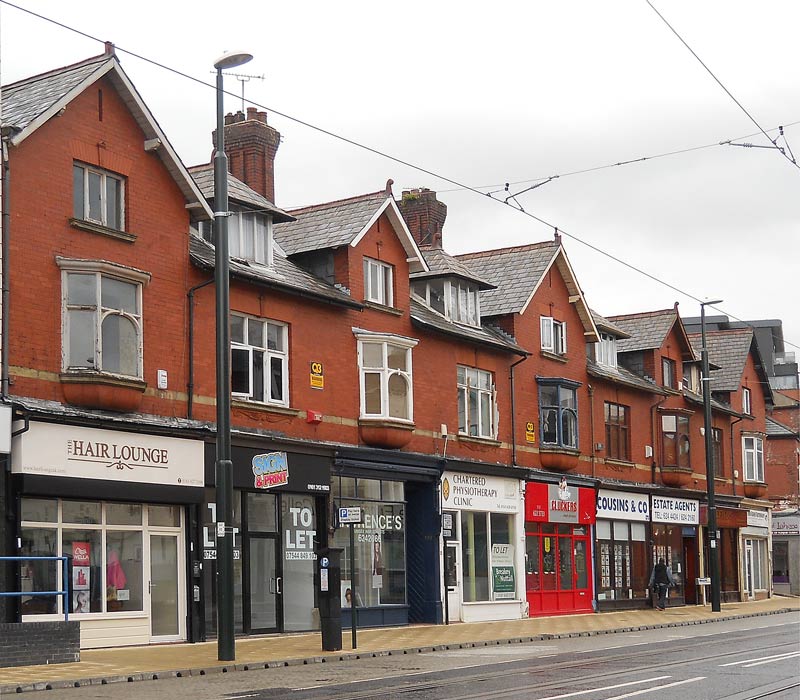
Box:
[149,534,181,640]
[247,534,279,632]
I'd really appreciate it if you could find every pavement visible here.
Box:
[2,596,798,694]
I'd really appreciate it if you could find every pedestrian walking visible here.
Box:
[648,557,676,610]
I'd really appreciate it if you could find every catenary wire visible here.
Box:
[436,121,800,194]
[645,0,799,170]
[2,0,798,352]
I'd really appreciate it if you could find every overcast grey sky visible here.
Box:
[2,1,798,359]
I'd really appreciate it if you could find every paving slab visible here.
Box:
[0,596,797,694]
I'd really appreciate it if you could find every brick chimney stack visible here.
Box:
[397,188,446,249]
[212,107,281,203]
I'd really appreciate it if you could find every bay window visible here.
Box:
[356,332,416,421]
[662,414,690,468]
[538,378,579,449]
[743,435,764,482]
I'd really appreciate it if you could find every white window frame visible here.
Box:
[596,333,617,367]
[230,314,288,406]
[742,387,752,415]
[457,366,497,439]
[227,209,273,266]
[413,279,480,327]
[662,357,676,389]
[540,316,567,355]
[742,435,764,482]
[355,331,417,421]
[73,162,125,230]
[57,258,149,379]
[363,257,394,307]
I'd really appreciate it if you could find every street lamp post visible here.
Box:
[213,50,253,662]
[700,299,723,613]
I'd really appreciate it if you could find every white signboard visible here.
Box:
[747,510,769,529]
[441,471,520,513]
[11,422,203,487]
[651,496,699,524]
[339,506,362,524]
[772,515,800,536]
[597,489,650,522]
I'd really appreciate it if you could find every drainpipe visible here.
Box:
[186,277,214,419]
[588,384,596,478]
[650,395,668,484]
[509,355,528,467]
[1,136,10,399]
[729,415,744,497]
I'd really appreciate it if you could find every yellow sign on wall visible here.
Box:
[310,362,324,389]
[525,421,536,443]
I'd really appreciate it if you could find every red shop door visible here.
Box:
[526,526,592,616]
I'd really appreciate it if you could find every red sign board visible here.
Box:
[699,505,747,528]
[525,481,595,524]
[72,541,91,566]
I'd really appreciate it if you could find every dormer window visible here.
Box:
[411,279,480,327]
[363,257,394,306]
[198,207,272,265]
[682,363,700,393]
[595,333,617,367]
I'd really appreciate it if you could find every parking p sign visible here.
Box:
[339,506,362,524]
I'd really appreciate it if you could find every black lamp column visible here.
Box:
[213,50,253,661]
[700,299,723,613]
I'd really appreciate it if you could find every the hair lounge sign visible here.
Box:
[11,422,204,487]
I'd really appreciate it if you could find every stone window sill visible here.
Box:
[231,398,300,417]
[457,434,501,447]
[70,218,136,243]
[363,300,403,317]
[540,350,568,363]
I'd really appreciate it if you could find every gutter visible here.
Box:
[1,135,10,398]
[509,355,528,467]
[187,277,215,419]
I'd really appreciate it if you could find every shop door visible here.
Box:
[149,533,183,641]
[445,541,461,622]
[246,533,280,633]
[744,540,755,599]
[683,536,697,604]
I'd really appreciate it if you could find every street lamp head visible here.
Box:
[700,299,724,307]
[213,51,253,71]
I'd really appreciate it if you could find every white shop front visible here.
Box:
[11,420,204,649]
[742,508,771,600]
[440,471,525,622]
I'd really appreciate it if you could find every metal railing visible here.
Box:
[0,556,70,622]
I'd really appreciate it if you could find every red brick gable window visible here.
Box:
[604,402,629,461]
[73,163,124,231]
[363,257,393,307]
[742,387,752,415]
[58,258,149,379]
[540,316,567,356]
[661,414,689,468]
[457,366,496,439]
[355,331,417,421]
[742,435,764,482]
[231,313,288,406]
[661,357,676,389]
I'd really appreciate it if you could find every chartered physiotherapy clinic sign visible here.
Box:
[11,422,203,487]
[651,496,699,524]
[596,490,650,522]
[441,471,520,513]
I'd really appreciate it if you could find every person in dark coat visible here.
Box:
[648,557,676,610]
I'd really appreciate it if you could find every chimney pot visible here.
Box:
[397,188,446,249]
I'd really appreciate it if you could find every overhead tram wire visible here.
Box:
[646,0,800,170]
[436,120,800,195]
[4,0,798,351]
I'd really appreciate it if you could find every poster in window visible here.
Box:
[372,537,383,589]
[491,544,516,600]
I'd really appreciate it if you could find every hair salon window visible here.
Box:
[332,477,406,607]
[19,498,181,616]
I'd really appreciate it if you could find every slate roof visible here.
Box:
[409,298,526,356]
[2,52,212,220]
[591,311,630,339]
[412,248,495,289]
[681,387,742,417]
[687,328,753,392]
[766,417,798,437]
[608,309,695,359]
[1,55,109,131]
[190,235,361,309]
[586,360,665,394]
[189,165,294,223]
[455,242,559,317]
[274,191,388,255]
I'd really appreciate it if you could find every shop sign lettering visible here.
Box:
[772,516,800,535]
[596,490,650,522]
[491,544,516,600]
[651,496,699,524]
[285,506,316,560]
[747,510,769,528]
[441,472,520,512]
[252,452,289,490]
